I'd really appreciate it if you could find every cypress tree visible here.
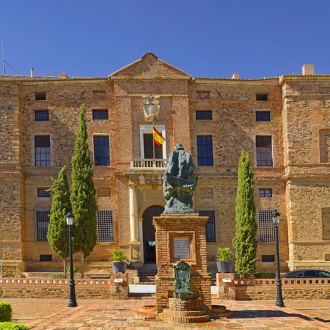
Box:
[47,165,71,262]
[70,105,98,261]
[233,149,257,278]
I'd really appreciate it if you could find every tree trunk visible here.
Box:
[80,253,85,278]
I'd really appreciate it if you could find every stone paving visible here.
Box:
[4,297,330,329]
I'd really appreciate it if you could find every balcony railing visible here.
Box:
[130,158,167,169]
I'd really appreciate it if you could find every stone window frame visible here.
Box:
[199,210,217,243]
[257,208,275,243]
[34,109,49,121]
[33,134,52,167]
[92,108,109,120]
[255,109,271,122]
[35,209,50,242]
[93,134,110,166]
[196,110,212,120]
[196,135,214,166]
[97,208,115,243]
[139,125,166,159]
[255,135,273,166]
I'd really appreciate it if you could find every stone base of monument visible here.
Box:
[159,297,209,323]
[211,304,232,318]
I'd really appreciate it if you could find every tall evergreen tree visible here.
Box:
[233,149,257,278]
[47,165,71,265]
[70,105,98,262]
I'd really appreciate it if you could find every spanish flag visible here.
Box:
[153,126,165,146]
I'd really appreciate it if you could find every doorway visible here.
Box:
[142,205,164,263]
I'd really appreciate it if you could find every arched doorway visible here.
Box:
[142,205,164,263]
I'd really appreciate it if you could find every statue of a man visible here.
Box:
[163,144,198,214]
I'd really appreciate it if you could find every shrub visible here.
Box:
[52,273,67,279]
[65,265,79,274]
[254,272,276,279]
[0,322,29,330]
[109,249,127,262]
[216,247,234,262]
[0,301,12,322]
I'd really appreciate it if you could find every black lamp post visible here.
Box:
[272,209,284,307]
[66,212,77,307]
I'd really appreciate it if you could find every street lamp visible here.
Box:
[272,209,284,307]
[66,212,77,307]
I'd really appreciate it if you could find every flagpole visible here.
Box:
[152,121,155,163]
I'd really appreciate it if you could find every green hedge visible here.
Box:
[0,301,12,322]
[0,322,29,330]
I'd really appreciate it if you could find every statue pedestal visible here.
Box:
[153,214,211,321]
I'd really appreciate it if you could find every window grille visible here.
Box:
[35,135,51,166]
[259,189,272,198]
[92,109,108,120]
[35,110,49,121]
[257,208,275,243]
[97,209,115,243]
[197,135,214,166]
[196,111,212,120]
[199,210,216,242]
[256,111,270,121]
[36,210,50,242]
[256,136,273,166]
[93,136,110,166]
[37,188,51,198]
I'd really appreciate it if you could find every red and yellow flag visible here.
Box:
[153,126,165,146]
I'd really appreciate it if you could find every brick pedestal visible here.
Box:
[153,214,211,319]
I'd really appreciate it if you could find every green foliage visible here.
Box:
[233,150,257,278]
[66,265,79,274]
[0,301,12,321]
[254,272,276,279]
[216,247,234,262]
[47,165,71,259]
[109,249,127,262]
[52,273,67,279]
[70,105,98,257]
[0,322,29,330]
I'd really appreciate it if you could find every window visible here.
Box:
[256,136,273,166]
[97,210,114,242]
[35,110,49,121]
[258,208,275,243]
[93,135,110,166]
[143,133,162,159]
[92,109,108,120]
[197,136,213,166]
[199,210,216,242]
[262,255,275,262]
[40,254,52,261]
[256,111,270,122]
[35,92,46,100]
[196,111,212,120]
[35,135,51,166]
[36,210,50,242]
[259,189,272,198]
[38,188,51,198]
[256,94,268,101]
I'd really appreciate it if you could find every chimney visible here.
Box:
[232,72,240,79]
[30,67,34,77]
[60,72,68,78]
[302,64,314,75]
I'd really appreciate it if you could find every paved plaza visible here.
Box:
[4,297,330,329]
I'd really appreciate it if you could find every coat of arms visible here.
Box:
[142,95,160,121]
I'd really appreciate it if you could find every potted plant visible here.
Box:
[109,249,128,273]
[216,247,234,273]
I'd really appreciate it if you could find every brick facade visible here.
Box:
[0,53,330,276]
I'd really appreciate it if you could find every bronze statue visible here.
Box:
[163,144,198,214]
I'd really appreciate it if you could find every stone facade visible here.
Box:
[0,53,330,275]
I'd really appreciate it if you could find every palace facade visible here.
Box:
[1,52,330,276]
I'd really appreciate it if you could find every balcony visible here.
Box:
[130,158,167,169]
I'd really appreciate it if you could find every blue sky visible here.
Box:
[0,0,329,78]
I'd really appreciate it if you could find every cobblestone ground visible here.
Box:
[4,297,330,329]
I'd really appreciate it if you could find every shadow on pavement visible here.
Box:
[231,310,313,321]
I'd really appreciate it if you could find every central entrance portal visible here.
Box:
[142,205,164,263]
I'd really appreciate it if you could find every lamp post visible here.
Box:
[272,209,284,307]
[66,212,77,307]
